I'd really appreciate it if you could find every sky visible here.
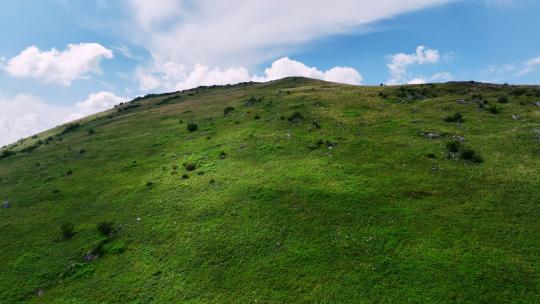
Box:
[1,0,540,146]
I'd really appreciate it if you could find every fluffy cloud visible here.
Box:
[67,91,127,121]
[123,0,450,68]
[0,91,125,146]
[387,45,440,84]
[4,43,113,86]
[407,72,453,84]
[137,57,363,91]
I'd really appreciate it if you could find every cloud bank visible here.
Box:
[4,43,113,86]
[137,57,363,91]
[0,91,125,146]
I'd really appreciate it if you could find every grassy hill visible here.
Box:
[0,77,539,303]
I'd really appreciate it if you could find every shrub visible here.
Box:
[88,128,96,135]
[181,174,189,179]
[97,221,116,237]
[146,181,153,187]
[497,96,509,103]
[446,141,461,153]
[288,112,304,123]
[223,106,234,116]
[254,114,261,120]
[184,163,196,171]
[219,151,227,159]
[0,150,16,159]
[60,123,81,135]
[187,123,198,132]
[66,170,73,176]
[460,148,483,163]
[60,223,76,240]
[443,112,464,123]
[487,105,500,114]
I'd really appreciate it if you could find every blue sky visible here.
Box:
[1,0,539,145]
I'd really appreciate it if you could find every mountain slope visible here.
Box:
[0,77,539,303]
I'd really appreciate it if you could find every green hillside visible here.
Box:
[0,77,539,303]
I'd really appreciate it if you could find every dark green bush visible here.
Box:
[288,112,304,123]
[223,106,234,116]
[444,112,464,123]
[460,148,483,163]
[446,141,461,153]
[187,123,198,132]
[497,96,509,103]
[97,221,116,237]
[487,105,500,114]
[60,223,76,240]
[1,150,16,159]
[184,163,196,171]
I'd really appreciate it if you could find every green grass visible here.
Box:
[0,78,539,303]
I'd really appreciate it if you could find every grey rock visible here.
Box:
[2,201,10,209]
[83,251,99,262]
[457,99,468,104]
[36,289,44,297]
[424,132,440,139]
[512,114,521,121]
[453,135,466,142]
[534,101,540,106]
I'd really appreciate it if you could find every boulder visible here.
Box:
[2,201,10,209]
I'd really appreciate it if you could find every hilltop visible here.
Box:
[0,77,539,303]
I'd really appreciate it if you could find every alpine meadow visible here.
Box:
[1,78,539,302]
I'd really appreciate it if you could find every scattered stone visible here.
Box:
[2,201,10,209]
[512,114,521,120]
[83,251,99,262]
[423,132,440,139]
[36,289,44,297]
[534,101,540,106]
[452,135,466,142]
[136,217,141,222]
[239,144,246,149]
[457,99,468,104]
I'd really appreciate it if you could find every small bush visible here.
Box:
[66,170,73,176]
[223,107,234,116]
[60,223,76,240]
[60,123,81,135]
[97,221,116,237]
[487,105,500,114]
[0,150,16,159]
[288,112,304,123]
[181,174,189,179]
[219,151,227,159]
[254,114,261,120]
[88,128,96,135]
[184,163,196,171]
[497,96,509,103]
[446,141,461,153]
[146,181,153,187]
[444,112,464,123]
[187,123,198,132]
[460,148,483,163]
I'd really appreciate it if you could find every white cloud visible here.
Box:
[68,91,127,121]
[407,72,453,84]
[387,45,440,84]
[4,43,113,86]
[136,57,363,91]
[0,91,125,146]
[122,0,451,69]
